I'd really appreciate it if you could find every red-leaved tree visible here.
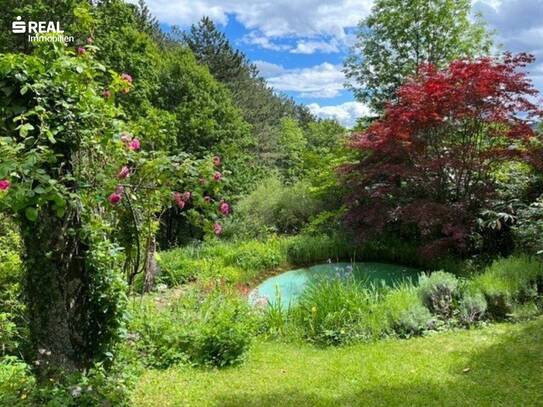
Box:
[344,53,542,258]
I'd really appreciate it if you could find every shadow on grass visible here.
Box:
[214,319,543,406]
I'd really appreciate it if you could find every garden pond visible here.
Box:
[249,262,421,307]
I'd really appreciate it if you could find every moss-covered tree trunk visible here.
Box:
[21,208,91,374]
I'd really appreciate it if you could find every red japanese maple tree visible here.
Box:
[344,53,542,258]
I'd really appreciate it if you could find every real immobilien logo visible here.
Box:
[12,16,74,43]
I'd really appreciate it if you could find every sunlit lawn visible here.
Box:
[133,316,543,406]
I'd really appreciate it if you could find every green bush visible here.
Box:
[380,284,434,337]
[419,271,459,319]
[285,234,356,265]
[0,356,35,405]
[458,289,487,326]
[129,290,255,368]
[472,255,543,319]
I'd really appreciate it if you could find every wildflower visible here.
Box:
[212,155,221,166]
[0,179,10,191]
[117,166,130,179]
[213,222,222,236]
[128,138,140,151]
[213,171,222,181]
[108,192,122,205]
[219,201,230,215]
[102,89,111,98]
[121,73,133,83]
[77,47,86,55]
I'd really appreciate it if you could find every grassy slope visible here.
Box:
[133,317,543,406]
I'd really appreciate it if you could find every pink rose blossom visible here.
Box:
[128,138,140,151]
[115,185,124,194]
[108,193,122,205]
[121,73,133,83]
[77,47,86,55]
[182,191,191,202]
[172,192,185,209]
[117,166,130,179]
[213,223,222,236]
[213,171,222,181]
[212,155,221,167]
[204,196,212,203]
[219,202,230,215]
[0,179,10,191]
[120,132,132,143]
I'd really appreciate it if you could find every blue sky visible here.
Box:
[142,0,543,127]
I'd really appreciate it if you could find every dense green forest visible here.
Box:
[0,0,542,405]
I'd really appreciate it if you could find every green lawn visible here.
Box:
[133,317,543,406]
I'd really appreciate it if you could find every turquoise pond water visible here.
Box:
[248,262,421,308]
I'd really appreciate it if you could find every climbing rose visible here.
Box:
[102,89,111,98]
[120,132,132,143]
[0,179,10,191]
[117,166,130,179]
[182,191,191,201]
[213,223,222,236]
[108,193,122,205]
[172,192,185,209]
[213,171,222,181]
[121,73,133,83]
[77,47,86,55]
[219,202,230,215]
[128,139,141,151]
[212,155,221,167]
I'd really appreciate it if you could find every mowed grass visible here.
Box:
[133,317,543,406]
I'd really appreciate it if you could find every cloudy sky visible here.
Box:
[142,0,543,127]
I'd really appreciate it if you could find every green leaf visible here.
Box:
[18,123,34,137]
[25,207,38,222]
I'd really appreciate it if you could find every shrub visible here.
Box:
[294,279,381,345]
[129,290,255,368]
[0,356,35,405]
[285,234,356,265]
[380,284,434,337]
[472,255,543,319]
[418,271,459,319]
[458,289,487,326]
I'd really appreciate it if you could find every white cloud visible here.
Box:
[290,39,340,54]
[241,32,290,51]
[137,0,372,39]
[261,62,345,98]
[308,101,371,128]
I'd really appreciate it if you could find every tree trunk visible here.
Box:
[21,208,90,376]
[143,235,158,293]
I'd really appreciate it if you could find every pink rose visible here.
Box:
[172,192,185,209]
[77,47,86,55]
[182,191,191,202]
[219,202,230,215]
[128,138,140,151]
[213,223,222,236]
[108,193,122,205]
[117,166,130,179]
[204,196,212,203]
[212,155,221,167]
[115,185,124,194]
[120,132,132,143]
[213,171,222,181]
[121,73,133,83]
[0,179,10,191]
